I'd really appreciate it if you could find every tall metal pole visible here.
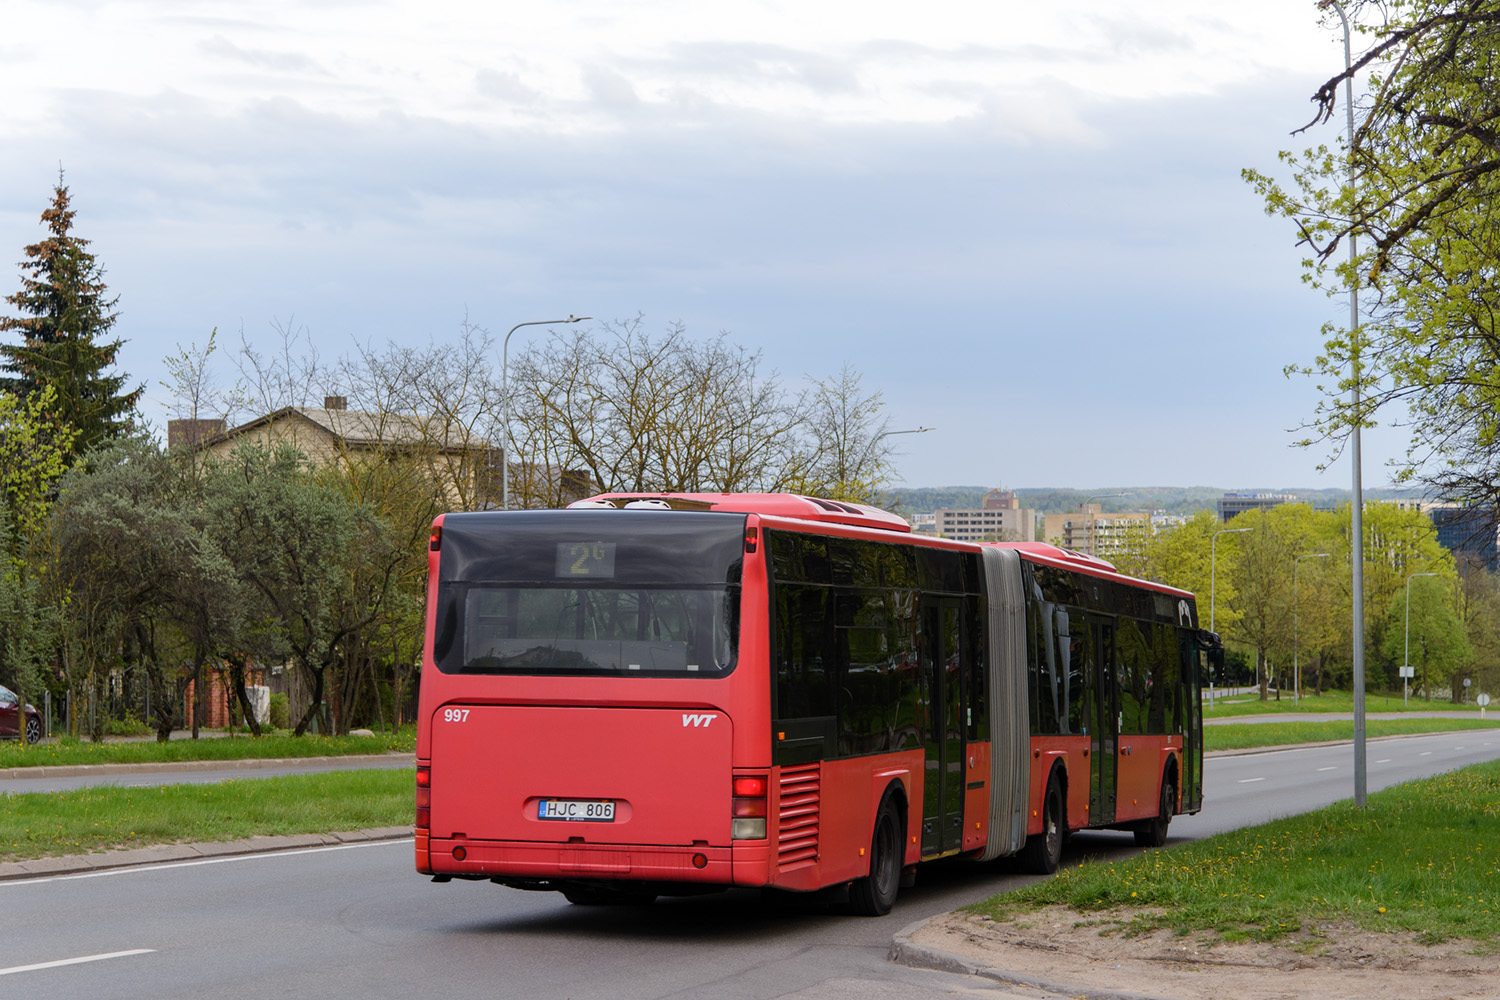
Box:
[1405,572,1438,707]
[500,316,590,510]
[1294,553,1330,707]
[1320,0,1368,805]
[1210,526,1252,707]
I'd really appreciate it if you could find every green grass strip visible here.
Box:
[0,729,415,769]
[0,767,413,862]
[1205,717,1500,752]
[968,759,1500,946]
[1203,689,1482,719]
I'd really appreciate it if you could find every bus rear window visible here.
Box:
[430,510,744,677]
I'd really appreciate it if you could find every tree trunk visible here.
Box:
[293,662,326,737]
[190,650,206,739]
[88,667,107,743]
[1257,649,1269,700]
[229,656,263,737]
[368,651,387,734]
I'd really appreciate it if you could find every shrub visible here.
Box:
[269,693,290,730]
[105,714,151,737]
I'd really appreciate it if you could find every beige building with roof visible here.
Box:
[171,396,596,509]
[171,396,500,507]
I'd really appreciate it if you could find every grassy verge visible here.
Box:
[0,767,413,862]
[967,760,1500,946]
[1204,690,1480,719]
[1205,717,1500,752]
[0,729,415,769]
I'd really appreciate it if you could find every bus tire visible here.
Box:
[847,796,902,916]
[1020,772,1064,875]
[1134,773,1175,848]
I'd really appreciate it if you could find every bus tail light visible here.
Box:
[416,766,431,830]
[732,774,767,840]
[744,526,758,553]
[429,525,442,551]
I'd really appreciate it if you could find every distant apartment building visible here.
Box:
[1218,493,1298,521]
[1427,504,1499,574]
[931,487,1037,542]
[1043,504,1150,558]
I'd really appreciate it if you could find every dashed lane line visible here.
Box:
[0,950,154,976]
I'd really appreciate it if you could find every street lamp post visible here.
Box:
[1404,572,1438,707]
[1294,553,1330,707]
[865,426,933,466]
[1319,0,1370,807]
[1209,526,1253,708]
[500,315,591,510]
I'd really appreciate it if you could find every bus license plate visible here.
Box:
[538,798,615,822]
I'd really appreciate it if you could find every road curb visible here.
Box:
[0,753,415,781]
[889,915,1175,1000]
[0,826,414,881]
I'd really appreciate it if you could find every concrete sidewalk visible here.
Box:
[0,825,414,881]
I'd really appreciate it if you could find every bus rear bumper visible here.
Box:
[426,838,759,885]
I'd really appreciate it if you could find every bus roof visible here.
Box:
[566,492,1195,601]
[572,492,913,533]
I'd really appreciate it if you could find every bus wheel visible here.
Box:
[1134,775,1175,848]
[1020,773,1064,875]
[848,799,901,916]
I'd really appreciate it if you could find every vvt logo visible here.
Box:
[682,713,719,728]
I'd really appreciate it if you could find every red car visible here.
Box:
[0,683,41,743]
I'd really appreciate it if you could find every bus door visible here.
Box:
[1181,633,1214,813]
[1088,619,1118,826]
[920,598,965,856]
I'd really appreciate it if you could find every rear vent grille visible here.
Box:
[777,764,821,871]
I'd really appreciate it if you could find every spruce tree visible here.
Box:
[0,174,141,460]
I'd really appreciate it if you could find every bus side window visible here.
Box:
[775,585,833,719]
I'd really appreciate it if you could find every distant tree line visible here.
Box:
[1109,503,1497,704]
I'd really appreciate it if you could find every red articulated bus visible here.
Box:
[415,493,1218,914]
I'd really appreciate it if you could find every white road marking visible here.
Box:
[1237,777,1265,783]
[0,949,154,976]
[1420,751,1433,756]
[1317,766,1337,771]
[1376,758,1392,763]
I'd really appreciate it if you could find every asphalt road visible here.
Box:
[3,731,1496,1000]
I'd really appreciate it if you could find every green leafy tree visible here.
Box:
[1379,575,1471,700]
[0,175,141,460]
[1244,2,1500,512]
[0,385,77,746]
[45,439,185,741]
[203,442,390,736]
[1454,562,1500,699]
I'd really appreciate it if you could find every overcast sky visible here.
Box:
[0,1,1397,491]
